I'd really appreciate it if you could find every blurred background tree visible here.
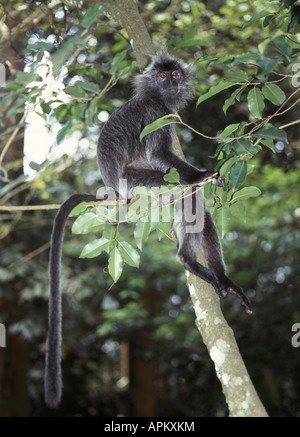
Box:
[0,0,299,417]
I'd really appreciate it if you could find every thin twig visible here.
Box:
[5,241,50,271]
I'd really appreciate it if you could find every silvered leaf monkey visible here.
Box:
[45,52,252,408]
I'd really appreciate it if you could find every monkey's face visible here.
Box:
[134,53,193,111]
[157,69,183,97]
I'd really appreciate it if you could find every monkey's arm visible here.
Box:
[150,151,212,185]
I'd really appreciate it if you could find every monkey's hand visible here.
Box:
[217,174,226,188]
[208,172,226,188]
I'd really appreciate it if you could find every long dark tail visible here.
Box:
[45,194,97,408]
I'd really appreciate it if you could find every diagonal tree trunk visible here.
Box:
[95,0,268,417]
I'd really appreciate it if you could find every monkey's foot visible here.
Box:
[216,275,253,314]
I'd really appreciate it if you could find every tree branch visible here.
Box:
[187,252,268,416]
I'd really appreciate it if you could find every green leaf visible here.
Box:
[242,10,271,28]
[118,241,140,268]
[262,83,285,106]
[229,160,247,190]
[82,4,107,28]
[198,70,249,107]
[155,221,173,241]
[102,226,117,253]
[70,202,89,217]
[108,247,123,282]
[247,87,265,118]
[15,71,42,85]
[231,186,261,203]
[64,86,86,98]
[223,85,247,115]
[256,57,278,76]
[198,54,234,67]
[52,35,85,77]
[74,80,100,93]
[261,139,275,153]
[54,104,68,120]
[56,119,76,144]
[29,161,43,171]
[27,41,55,52]
[229,201,246,222]
[163,168,180,183]
[219,123,240,139]
[183,26,198,40]
[225,70,250,83]
[110,50,128,75]
[88,96,100,124]
[218,155,240,176]
[197,80,236,106]
[232,138,258,156]
[271,35,291,58]
[72,212,106,234]
[215,204,230,239]
[140,117,177,141]
[134,220,151,251]
[80,238,110,258]
[232,52,260,65]
[252,125,288,143]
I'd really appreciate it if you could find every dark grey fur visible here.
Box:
[45,194,96,407]
[45,52,252,409]
[98,51,252,312]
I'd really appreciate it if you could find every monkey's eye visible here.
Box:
[159,73,167,80]
[172,71,180,79]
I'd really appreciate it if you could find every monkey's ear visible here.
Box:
[184,61,196,76]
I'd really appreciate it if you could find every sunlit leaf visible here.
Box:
[140,117,177,141]
[72,212,106,234]
[231,186,261,203]
[163,168,180,183]
[134,220,151,250]
[69,202,89,217]
[118,241,140,267]
[108,247,123,282]
[80,237,110,258]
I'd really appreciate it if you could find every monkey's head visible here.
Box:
[134,51,194,111]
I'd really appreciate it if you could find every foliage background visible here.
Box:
[0,0,299,417]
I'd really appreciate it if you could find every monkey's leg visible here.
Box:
[176,225,222,293]
[201,210,253,314]
[173,187,222,291]
[123,167,167,192]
